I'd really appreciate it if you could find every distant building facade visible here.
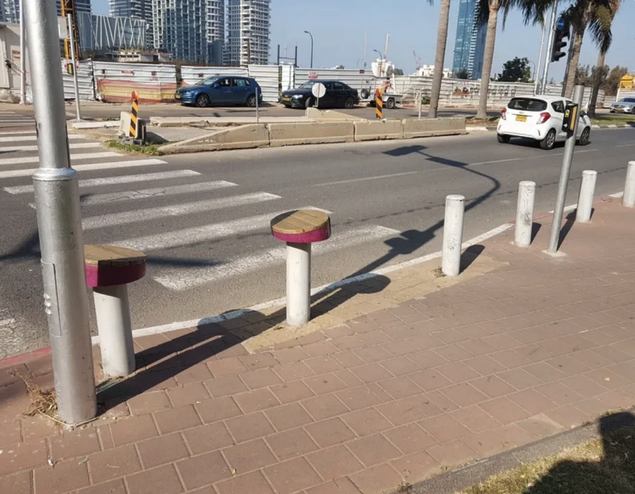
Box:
[77,13,147,52]
[225,0,271,66]
[109,0,153,48]
[452,0,487,80]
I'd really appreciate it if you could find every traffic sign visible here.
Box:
[556,17,565,30]
[312,83,326,99]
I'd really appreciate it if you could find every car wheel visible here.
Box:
[246,95,257,107]
[305,97,315,110]
[344,97,355,109]
[540,129,557,150]
[195,94,210,108]
[386,98,396,110]
[578,127,591,146]
[497,134,510,143]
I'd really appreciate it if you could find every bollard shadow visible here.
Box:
[531,222,542,243]
[523,411,635,494]
[460,245,485,273]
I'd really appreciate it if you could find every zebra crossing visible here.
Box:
[0,127,399,300]
[0,110,35,127]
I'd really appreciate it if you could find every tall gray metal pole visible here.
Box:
[25,0,96,424]
[19,0,26,104]
[540,4,558,95]
[547,85,584,254]
[67,14,81,121]
[534,22,546,95]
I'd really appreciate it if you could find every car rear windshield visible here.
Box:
[508,98,548,111]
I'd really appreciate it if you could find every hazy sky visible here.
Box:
[92,0,633,81]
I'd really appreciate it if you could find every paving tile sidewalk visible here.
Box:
[2,196,635,494]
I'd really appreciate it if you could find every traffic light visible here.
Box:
[551,17,570,63]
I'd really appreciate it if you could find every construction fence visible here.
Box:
[9,59,610,107]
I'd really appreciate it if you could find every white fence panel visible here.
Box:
[61,59,95,101]
[248,65,280,103]
[295,68,379,100]
[281,65,294,92]
[180,66,248,86]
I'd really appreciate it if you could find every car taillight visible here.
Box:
[501,108,507,120]
[538,112,551,124]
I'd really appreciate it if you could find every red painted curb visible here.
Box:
[0,346,52,370]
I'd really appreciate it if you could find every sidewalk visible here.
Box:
[2,196,635,494]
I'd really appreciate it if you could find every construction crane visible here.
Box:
[413,50,422,71]
[61,0,81,60]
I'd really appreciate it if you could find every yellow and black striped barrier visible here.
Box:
[375,89,383,120]
[129,91,139,138]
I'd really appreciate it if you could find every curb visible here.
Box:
[401,408,635,494]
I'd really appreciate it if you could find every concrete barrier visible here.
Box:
[402,117,466,139]
[161,124,269,154]
[268,122,355,147]
[150,116,209,127]
[354,120,404,141]
[305,108,362,121]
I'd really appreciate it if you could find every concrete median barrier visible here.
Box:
[354,120,404,141]
[161,124,269,154]
[305,108,363,121]
[403,117,466,139]
[268,122,355,147]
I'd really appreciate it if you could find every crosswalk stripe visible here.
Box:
[0,152,121,166]
[72,180,238,205]
[0,159,167,179]
[153,225,400,290]
[83,192,281,229]
[0,134,84,143]
[0,130,37,136]
[0,120,35,123]
[0,142,99,152]
[4,170,201,194]
[111,207,327,252]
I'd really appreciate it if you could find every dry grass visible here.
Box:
[18,374,58,420]
[462,424,635,494]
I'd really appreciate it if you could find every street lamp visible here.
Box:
[304,31,313,68]
[373,49,383,60]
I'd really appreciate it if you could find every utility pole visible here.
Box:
[19,0,26,104]
[540,3,558,95]
[535,22,546,95]
[24,0,96,424]
[67,13,81,121]
[304,31,314,68]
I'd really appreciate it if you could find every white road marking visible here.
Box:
[470,149,598,167]
[0,134,84,143]
[111,207,328,252]
[74,180,238,205]
[616,143,635,148]
[154,225,400,290]
[83,192,281,229]
[0,151,121,166]
[0,158,167,179]
[0,142,99,152]
[313,171,422,187]
[3,170,201,194]
[0,130,37,136]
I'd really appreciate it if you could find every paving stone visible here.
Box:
[154,405,202,434]
[265,403,314,431]
[89,445,142,484]
[183,422,235,454]
[223,438,277,473]
[349,463,402,493]
[137,433,190,468]
[110,414,158,446]
[195,396,242,423]
[308,445,364,479]
[176,450,231,490]
[215,470,274,494]
[49,429,101,461]
[126,464,184,494]
[265,457,322,494]
[347,433,402,467]
[34,459,90,494]
[0,437,48,476]
[226,412,275,443]
[342,408,392,437]
[266,427,319,460]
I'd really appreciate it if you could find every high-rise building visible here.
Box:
[452,0,487,80]
[77,13,147,52]
[152,0,224,63]
[109,0,153,48]
[225,0,271,66]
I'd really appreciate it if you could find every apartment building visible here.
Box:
[225,0,271,66]
[452,0,487,79]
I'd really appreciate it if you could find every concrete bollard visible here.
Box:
[623,161,635,208]
[442,195,465,277]
[515,181,536,248]
[576,170,597,223]
[271,210,331,326]
[85,245,147,378]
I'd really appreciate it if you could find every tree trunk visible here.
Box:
[563,7,590,99]
[428,0,451,118]
[588,51,605,118]
[476,2,499,119]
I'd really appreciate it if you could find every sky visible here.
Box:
[92,0,633,81]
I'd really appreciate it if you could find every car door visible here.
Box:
[332,82,348,107]
[319,82,336,107]
[212,77,233,105]
[550,100,566,141]
[232,78,249,104]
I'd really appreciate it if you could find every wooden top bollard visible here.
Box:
[84,245,147,288]
[271,209,331,244]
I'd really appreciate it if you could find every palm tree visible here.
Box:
[588,1,619,117]
[428,0,451,118]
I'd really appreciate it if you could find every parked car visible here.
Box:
[281,80,359,109]
[610,97,635,113]
[497,96,592,150]
[175,76,262,108]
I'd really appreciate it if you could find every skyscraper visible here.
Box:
[452,0,487,80]
[225,0,271,66]
[109,0,152,47]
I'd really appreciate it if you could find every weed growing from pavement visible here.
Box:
[105,140,164,156]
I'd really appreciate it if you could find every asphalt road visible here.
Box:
[0,122,633,358]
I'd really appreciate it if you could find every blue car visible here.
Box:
[175,76,263,108]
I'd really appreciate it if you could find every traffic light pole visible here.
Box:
[24,0,97,424]
[540,3,558,94]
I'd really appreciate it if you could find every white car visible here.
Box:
[497,96,592,150]
[610,97,635,113]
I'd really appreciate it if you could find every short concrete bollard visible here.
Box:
[271,210,331,326]
[442,195,465,277]
[623,161,635,208]
[576,170,597,223]
[85,245,147,378]
[515,181,536,248]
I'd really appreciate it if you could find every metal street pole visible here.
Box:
[19,0,26,104]
[304,31,313,68]
[24,0,96,424]
[535,21,546,95]
[540,3,558,95]
[547,85,584,254]
[67,13,81,121]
